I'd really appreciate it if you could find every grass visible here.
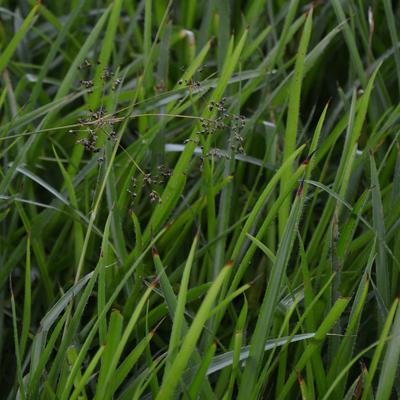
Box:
[1,1,400,399]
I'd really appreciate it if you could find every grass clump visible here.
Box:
[1,1,400,399]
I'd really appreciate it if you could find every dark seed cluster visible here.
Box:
[200,98,246,153]
[178,78,201,92]
[101,67,114,81]
[127,166,172,205]
[79,79,94,93]
[77,58,94,70]
[205,148,230,160]
[149,190,162,203]
[72,106,118,154]
[127,177,137,198]
[75,128,100,153]
[229,114,246,154]
[180,97,247,171]
[74,60,172,209]
[75,61,122,154]
[156,164,172,183]
[71,61,246,210]
[112,79,122,91]
[77,58,122,93]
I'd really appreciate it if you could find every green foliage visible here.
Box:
[1,1,400,398]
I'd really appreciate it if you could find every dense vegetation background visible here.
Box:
[1,0,400,398]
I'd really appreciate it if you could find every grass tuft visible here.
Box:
[1,1,400,398]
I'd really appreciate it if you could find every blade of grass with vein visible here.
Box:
[277,297,351,400]
[336,190,370,263]
[20,234,31,358]
[382,0,400,95]
[246,233,276,263]
[53,146,84,271]
[209,283,250,319]
[207,333,316,378]
[327,257,372,399]
[110,331,154,396]
[11,286,24,400]
[27,312,68,397]
[70,346,104,400]
[223,299,248,400]
[95,310,123,399]
[188,342,217,399]
[322,340,382,400]
[216,1,230,70]
[53,230,165,400]
[231,161,306,293]
[87,0,123,111]
[27,271,94,381]
[307,65,381,260]
[370,153,390,308]
[49,268,101,394]
[157,262,231,399]
[361,298,399,400]
[0,3,40,74]
[254,272,338,397]
[279,9,312,238]
[66,347,85,398]
[167,233,199,362]
[76,283,153,400]
[97,212,113,343]
[241,26,272,63]
[152,246,178,319]
[330,0,366,87]
[27,0,85,110]
[129,358,166,400]
[375,299,400,400]
[231,144,305,261]
[267,0,300,69]
[238,177,306,398]
[152,239,217,398]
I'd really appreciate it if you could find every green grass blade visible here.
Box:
[157,262,231,399]
[70,346,104,400]
[11,285,25,399]
[375,298,400,400]
[95,310,123,399]
[100,284,155,400]
[370,153,390,308]
[361,298,399,400]
[20,234,31,358]
[0,4,40,74]
[87,0,123,110]
[277,297,351,400]
[238,179,306,398]
[188,342,217,399]
[167,233,199,362]
[279,9,312,238]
